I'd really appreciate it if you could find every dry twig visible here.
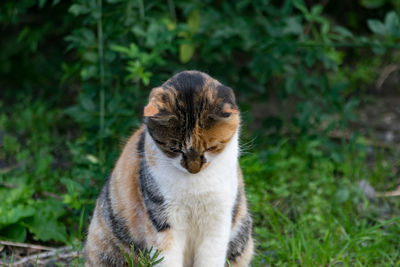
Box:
[1,246,76,266]
[0,241,55,251]
[376,185,400,197]
[376,63,400,89]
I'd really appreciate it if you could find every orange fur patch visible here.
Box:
[112,127,149,243]
[192,114,239,154]
[159,230,174,251]
[144,102,160,117]
[146,87,177,115]
[223,103,239,114]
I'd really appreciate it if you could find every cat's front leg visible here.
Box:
[193,215,232,267]
[155,230,185,267]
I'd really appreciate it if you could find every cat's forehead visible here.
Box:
[148,71,236,117]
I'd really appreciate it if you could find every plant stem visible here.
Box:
[167,0,176,21]
[97,0,105,163]
[138,0,144,20]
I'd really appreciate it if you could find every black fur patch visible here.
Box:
[99,179,145,251]
[165,71,206,139]
[226,214,252,262]
[166,71,206,93]
[231,188,242,224]
[138,132,171,232]
[216,84,238,118]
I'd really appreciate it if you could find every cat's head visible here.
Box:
[144,70,239,174]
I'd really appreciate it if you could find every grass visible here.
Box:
[1,99,399,266]
[243,137,400,266]
[121,245,164,267]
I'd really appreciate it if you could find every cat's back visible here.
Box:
[85,127,149,266]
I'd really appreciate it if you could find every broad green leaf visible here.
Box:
[367,19,386,35]
[333,26,354,38]
[360,0,386,9]
[166,21,177,31]
[86,154,99,164]
[285,76,297,93]
[23,200,67,242]
[326,49,344,65]
[293,0,309,15]
[311,5,323,16]
[321,22,330,35]
[188,10,201,34]
[179,43,194,63]
[83,51,98,63]
[81,65,98,80]
[81,95,96,112]
[68,4,90,16]
[111,45,131,55]
[283,16,303,35]
[35,151,52,176]
[24,216,67,242]
[111,44,139,58]
[0,205,35,226]
[38,0,47,8]
[335,188,349,204]
[384,11,400,37]
[3,135,19,153]
[0,224,27,242]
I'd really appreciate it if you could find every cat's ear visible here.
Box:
[144,100,176,125]
[144,101,160,117]
[208,103,239,121]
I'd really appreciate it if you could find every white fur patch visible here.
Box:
[145,130,240,267]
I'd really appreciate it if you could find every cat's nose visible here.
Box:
[182,148,203,174]
[186,161,201,174]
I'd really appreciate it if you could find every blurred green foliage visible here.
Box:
[1,0,400,265]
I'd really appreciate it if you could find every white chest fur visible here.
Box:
[145,131,239,267]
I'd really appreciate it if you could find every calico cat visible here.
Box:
[85,70,253,267]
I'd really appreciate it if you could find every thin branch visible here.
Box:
[376,63,400,89]
[0,164,18,174]
[0,241,55,251]
[0,182,18,188]
[97,0,105,163]
[10,246,75,266]
[41,191,63,201]
[329,129,393,149]
[376,186,400,197]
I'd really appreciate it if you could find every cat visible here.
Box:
[85,70,253,267]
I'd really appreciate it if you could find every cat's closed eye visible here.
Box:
[170,147,182,153]
[206,146,218,152]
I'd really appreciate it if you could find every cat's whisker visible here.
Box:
[239,137,256,154]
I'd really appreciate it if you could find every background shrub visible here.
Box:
[1,0,400,265]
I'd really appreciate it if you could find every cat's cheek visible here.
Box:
[204,152,217,163]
